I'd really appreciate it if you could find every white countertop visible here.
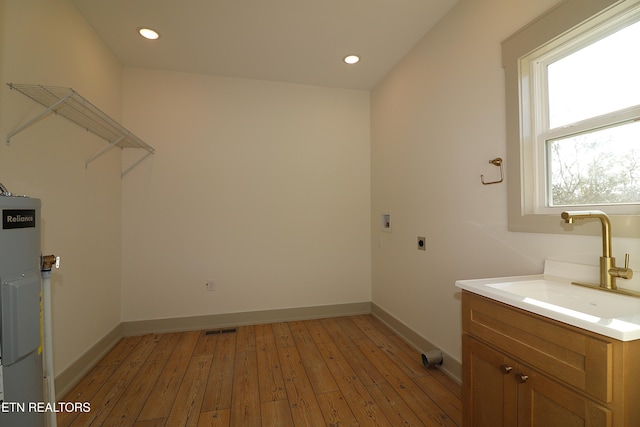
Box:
[456,260,640,341]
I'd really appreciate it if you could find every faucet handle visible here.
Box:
[623,254,633,279]
[611,254,633,280]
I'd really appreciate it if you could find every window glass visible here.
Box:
[548,120,640,206]
[547,19,640,129]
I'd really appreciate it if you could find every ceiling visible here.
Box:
[70,0,458,91]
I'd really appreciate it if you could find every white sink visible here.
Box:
[456,261,640,341]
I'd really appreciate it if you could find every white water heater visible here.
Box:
[0,194,45,427]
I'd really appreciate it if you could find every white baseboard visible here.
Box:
[55,323,122,399]
[120,302,372,335]
[371,303,462,384]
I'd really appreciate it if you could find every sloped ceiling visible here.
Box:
[70,0,457,90]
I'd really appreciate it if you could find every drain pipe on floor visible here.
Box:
[42,254,59,427]
[421,349,444,369]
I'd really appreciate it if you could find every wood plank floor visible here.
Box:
[58,315,461,426]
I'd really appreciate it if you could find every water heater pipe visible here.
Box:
[42,254,59,427]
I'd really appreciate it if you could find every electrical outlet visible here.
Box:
[206,281,216,291]
[381,213,391,232]
[417,236,426,251]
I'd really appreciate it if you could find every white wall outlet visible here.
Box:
[206,280,216,291]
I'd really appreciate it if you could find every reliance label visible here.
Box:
[3,209,36,229]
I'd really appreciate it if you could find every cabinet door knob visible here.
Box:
[517,373,529,383]
[500,364,513,374]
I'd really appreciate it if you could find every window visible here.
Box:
[502,0,640,237]
[528,10,640,212]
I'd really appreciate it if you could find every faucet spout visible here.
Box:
[561,210,611,257]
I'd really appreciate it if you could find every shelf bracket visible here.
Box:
[121,151,153,178]
[6,92,74,145]
[85,135,126,169]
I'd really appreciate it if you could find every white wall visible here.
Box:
[371,0,640,366]
[121,68,371,322]
[0,0,123,376]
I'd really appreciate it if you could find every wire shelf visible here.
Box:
[6,83,154,175]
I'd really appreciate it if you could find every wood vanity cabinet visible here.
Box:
[461,290,640,427]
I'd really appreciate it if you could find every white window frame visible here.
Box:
[523,5,640,215]
[502,0,640,237]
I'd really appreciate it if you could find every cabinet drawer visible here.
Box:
[462,291,613,402]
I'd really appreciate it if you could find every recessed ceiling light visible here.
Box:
[344,55,360,65]
[138,28,160,40]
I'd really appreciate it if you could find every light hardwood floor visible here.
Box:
[58,315,461,426]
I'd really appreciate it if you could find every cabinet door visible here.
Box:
[516,365,612,427]
[462,335,517,427]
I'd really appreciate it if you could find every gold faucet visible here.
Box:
[561,210,634,294]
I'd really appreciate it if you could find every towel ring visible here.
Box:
[481,158,503,185]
